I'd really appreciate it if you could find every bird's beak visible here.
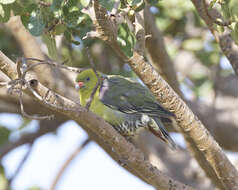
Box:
[75,81,84,89]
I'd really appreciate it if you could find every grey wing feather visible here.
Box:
[99,76,174,118]
[153,118,177,149]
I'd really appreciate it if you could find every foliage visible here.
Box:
[0,0,238,188]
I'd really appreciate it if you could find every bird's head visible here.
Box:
[75,69,99,94]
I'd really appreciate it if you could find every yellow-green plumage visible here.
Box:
[76,69,176,148]
[76,69,126,129]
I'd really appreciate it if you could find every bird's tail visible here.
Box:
[148,117,177,150]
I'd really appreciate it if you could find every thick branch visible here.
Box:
[191,0,238,75]
[128,51,238,189]
[88,1,238,189]
[0,51,195,190]
[83,1,128,62]
[144,6,182,96]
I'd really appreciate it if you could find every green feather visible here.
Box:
[76,69,176,149]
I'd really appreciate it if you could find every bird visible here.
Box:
[75,69,176,149]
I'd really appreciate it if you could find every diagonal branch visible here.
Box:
[6,143,34,190]
[128,51,238,189]
[144,6,182,96]
[0,50,195,190]
[87,1,238,189]
[50,138,91,190]
[191,0,238,75]
[0,119,64,160]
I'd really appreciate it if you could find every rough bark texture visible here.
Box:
[86,1,238,189]
[0,50,195,190]
[1,1,238,189]
[129,51,238,189]
[190,0,238,75]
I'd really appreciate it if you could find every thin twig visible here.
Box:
[111,0,120,15]
[0,82,8,86]
[22,58,84,79]
[202,0,232,27]
[50,138,91,190]
[16,58,22,78]
[0,50,196,190]
[19,89,54,120]
[2,57,81,120]
[6,143,34,190]
[7,58,54,120]
[85,48,101,110]
[26,80,76,113]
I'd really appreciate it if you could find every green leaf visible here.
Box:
[18,118,31,130]
[182,38,204,51]
[28,186,41,190]
[208,0,217,9]
[147,0,158,6]
[55,24,67,35]
[99,0,115,10]
[62,0,78,11]
[42,33,58,60]
[0,126,10,145]
[64,11,84,28]
[0,0,15,4]
[28,10,45,36]
[127,0,141,6]
[229,0,238,21]
[195,50,218,67]
[197,80,213,97]
[221,2,231,20]
[80,0,90,7]
[11,1,24,15]
[0,165,7,190]
[0,4,10,23]
[64,29,72,41]
[231,22,238,45]
[51,0,64,11]
[117,23,136,57]
[71,40,81,45]
[20,3,37,27]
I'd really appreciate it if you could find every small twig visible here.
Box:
[202,0,232,27]
[16,58,22,78]
[39,1,51,7]
[0,50,196,190]
[5,57,82,119]
[134,11,146,55]
[50,138,91,190]
[22,58,84,78]
[0,121,62,160]
[0,81,8,86]
[111,0,121,15]
[19,89,54,120]
[85,48,101,110]
[10,59,55,120]
[26,80,76,113]
[6,143,34,190]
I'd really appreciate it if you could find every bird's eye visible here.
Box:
[86,77,90,81]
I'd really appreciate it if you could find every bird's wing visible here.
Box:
[99,75,174,118]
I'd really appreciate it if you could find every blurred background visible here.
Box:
[1,0,238,189]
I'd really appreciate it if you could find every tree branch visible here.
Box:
[128,51,238,189]
[0,51,195,190]
[144,5,182,97]
[191,0,238,75]
[50,138,91,190]
[87,1,238,189]
[0,119,64,160]
[6,143,34,190]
